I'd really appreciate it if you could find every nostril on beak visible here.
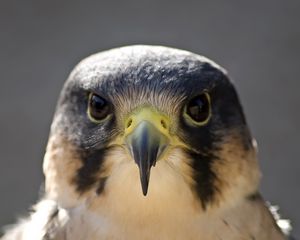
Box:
[126,118,133,129]
[160,119,168,129]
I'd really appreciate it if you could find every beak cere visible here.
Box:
[124,109,170,196]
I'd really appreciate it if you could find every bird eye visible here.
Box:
[88,93,111,122]
[185,92,211,125]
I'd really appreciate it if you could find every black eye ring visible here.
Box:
[184,92,211,125]
[87,93,111,123]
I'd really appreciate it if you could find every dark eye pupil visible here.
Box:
[186,94,210,123]
[89,93,110,120]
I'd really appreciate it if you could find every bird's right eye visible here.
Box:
[87,93,111,122]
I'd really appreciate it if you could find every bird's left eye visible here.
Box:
[87,93,111,122]
[184,92,211,125]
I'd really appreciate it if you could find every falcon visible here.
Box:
[1,45,292,240]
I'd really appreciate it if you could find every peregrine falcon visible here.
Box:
[1,45,292,240]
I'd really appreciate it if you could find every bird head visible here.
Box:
[43,45,260,211]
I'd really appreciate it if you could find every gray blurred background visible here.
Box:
[0,0,299,237]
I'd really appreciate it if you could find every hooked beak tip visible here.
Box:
[142,186,148,196]
[140,169,150,196]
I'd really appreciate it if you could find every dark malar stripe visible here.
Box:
[185,149,218,209]
[75,147,109,194]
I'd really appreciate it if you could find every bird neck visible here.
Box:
[51,194,286,240]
